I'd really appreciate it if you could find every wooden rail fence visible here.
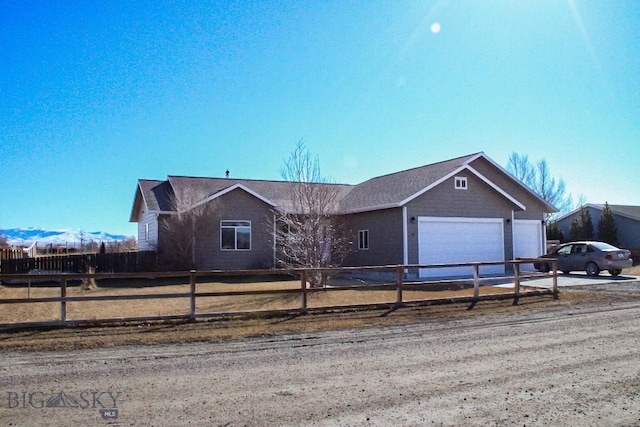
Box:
[0,259,558,330]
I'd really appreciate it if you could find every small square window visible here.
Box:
[455,176,468,190]
[358,230,369,250]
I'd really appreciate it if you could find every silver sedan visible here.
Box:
[534,241,633,276]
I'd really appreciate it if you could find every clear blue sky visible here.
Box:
[2,0,639,237]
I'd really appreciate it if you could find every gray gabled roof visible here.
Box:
[339,153,480,212]
[168,176,353,213]
[555,204,640,223]
[130,152,554,221]
[130,180,174,221]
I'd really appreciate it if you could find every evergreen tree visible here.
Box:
[597,202,619,246]
[568,206,594,240]
[580,207,594,240]
[569,216,582,241]
[546,221,564,242]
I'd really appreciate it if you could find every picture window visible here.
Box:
[221,220,251,250]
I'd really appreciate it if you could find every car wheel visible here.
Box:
[538,263,550,273]
[586,262,600,277]
[608,269,622,276]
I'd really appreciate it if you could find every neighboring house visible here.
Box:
[130,152,555,278]
[554,204,640,248]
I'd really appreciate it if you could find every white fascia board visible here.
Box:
[465,165,527,210]
[189,183,280,211]
[468,153,557,212]
[397,165,526,211]
[129,186,144,222]
[130,184,156,222]
[553,204,589,222]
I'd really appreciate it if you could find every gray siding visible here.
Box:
[557,207,640,248]
[469,157,549,220]
[616,216,640,248]
[405,174,516,263]
[195,188,275,270]
[137,208,158,251]
[344,208,404,267]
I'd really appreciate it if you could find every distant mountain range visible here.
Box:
[0,228,132,246]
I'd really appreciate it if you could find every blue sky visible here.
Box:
[1,0,639,237]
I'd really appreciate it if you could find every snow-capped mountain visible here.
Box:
[0,228,132,246]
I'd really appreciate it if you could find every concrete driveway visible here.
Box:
[505,271,640,290]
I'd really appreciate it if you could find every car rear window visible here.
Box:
[590,242,618,251]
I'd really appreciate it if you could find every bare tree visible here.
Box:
[106,237,138,253]
[507,152,574,218]
[159,188,218,270]
[272,141,352,287]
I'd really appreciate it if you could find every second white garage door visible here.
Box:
[418,217,505,278]
[513,219,544,272]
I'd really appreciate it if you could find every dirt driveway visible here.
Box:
[1,286,640,426]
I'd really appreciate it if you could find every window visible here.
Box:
[454,176,467,190]
[221,221,251,250]
[358,230,369,250]
[144,223,149,241]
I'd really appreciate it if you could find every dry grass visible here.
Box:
[0,291,597,353]
[624,265,640,275]
[0,272,611,352]
[0,276,512,323]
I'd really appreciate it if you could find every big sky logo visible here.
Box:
[5,390,121,420]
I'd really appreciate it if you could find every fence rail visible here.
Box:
[0,259,558,330]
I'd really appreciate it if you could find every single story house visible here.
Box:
[130,152,555,277]
[554,204,640,248]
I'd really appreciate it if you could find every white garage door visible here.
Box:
[513,220,543,272]
[418,217,505,278]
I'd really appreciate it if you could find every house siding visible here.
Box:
[557,207,640,248]
[615,216,640,248]
[133,153,556,275]
[137,208,158,251]
[468,157,548,220]
[195,188,275,270]
[344,208,404,267]
[405,174,516,263]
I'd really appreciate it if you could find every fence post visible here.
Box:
[60,276,67,322]
[300,270,308,314]
[395,265,403,306]
[189,270,197,322]
[473,264,480,299]
[513,262,520,305]
[552,260,558,300]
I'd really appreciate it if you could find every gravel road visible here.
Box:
[2,292,640,426]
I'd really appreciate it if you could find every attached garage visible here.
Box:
[512,219,544,271]
[418,217,505,278]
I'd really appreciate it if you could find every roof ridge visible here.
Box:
[166,175,354,186]
[357,152,482,182]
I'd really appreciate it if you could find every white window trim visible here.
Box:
[358,230,369,250]
[220,220,252,251]
[454,176,468,190]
